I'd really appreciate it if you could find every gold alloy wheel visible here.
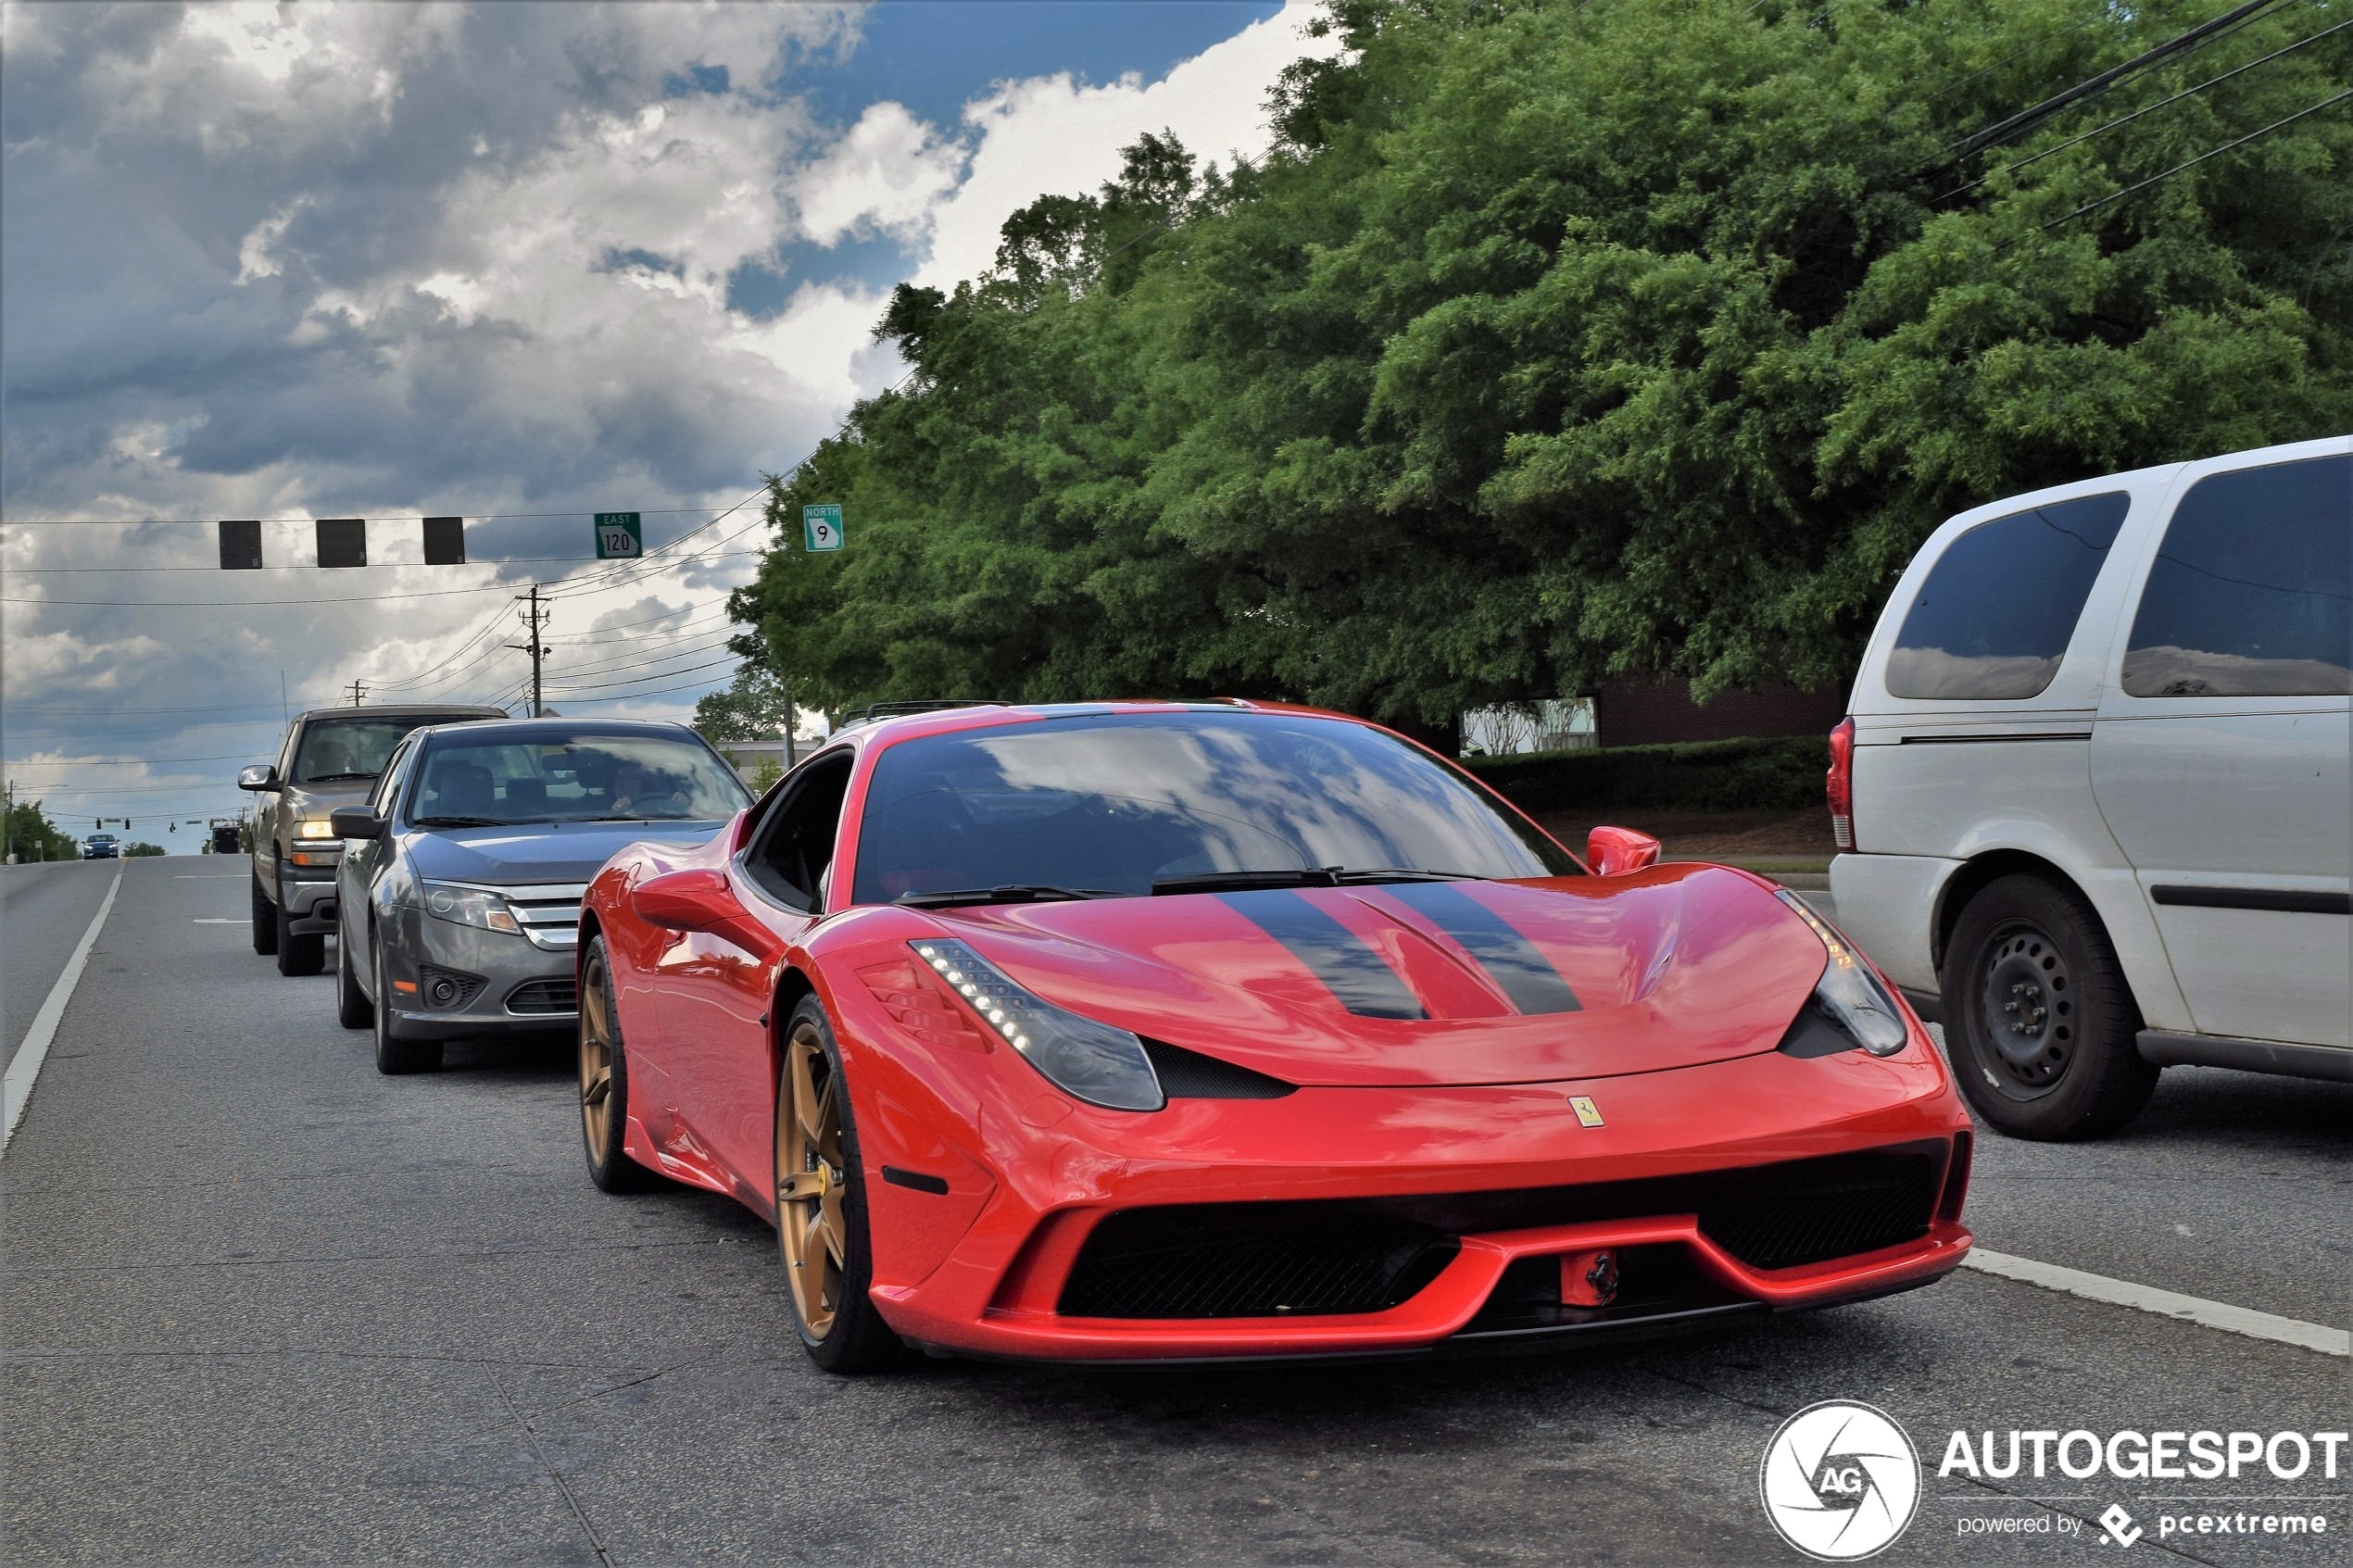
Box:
[579,951,616,1154]
[775,1022,849,1340]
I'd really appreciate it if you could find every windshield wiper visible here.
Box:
[1151,866,1480,896]
[411,815,507,828]
[896,884,1124,909]
[304,771,380,784]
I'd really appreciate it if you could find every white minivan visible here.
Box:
[1829,435,2349,1139]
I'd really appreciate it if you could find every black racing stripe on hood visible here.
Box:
[1216,890,1426,1020]
[1378,883,1581,1015]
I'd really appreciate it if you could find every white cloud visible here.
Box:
[918,0,1339,285]
[791,101,968,247]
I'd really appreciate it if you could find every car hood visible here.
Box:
[918,866,1831,1087]
[407,820,725,887]
[281,781,372,820]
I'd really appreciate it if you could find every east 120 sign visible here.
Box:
[594,512,644,559]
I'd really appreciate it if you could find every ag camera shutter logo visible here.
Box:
[1760,1400,1922,1560]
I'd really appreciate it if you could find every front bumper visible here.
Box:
[379,909,579,1038]
[769,986,1974,1365]
[282,871,340,934]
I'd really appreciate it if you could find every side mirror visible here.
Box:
[237,765,279,792]
[633,868,747,934]
[328,807,384,840]
[1587,825,1662,877]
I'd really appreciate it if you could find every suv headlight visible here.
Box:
[1776,890,1907,1056]
[422,882,520,935]
[296,820,337,840]
[911,939,1164,1110]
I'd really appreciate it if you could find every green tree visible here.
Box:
[3,787,83,862]
[732,0,2351,727]
[692,663,798,744]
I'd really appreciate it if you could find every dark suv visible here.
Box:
[239,705,508,975]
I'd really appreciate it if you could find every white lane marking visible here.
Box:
[3,866,124,1158]
[1964,1248,2348,1358]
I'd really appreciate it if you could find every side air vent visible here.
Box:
[1142,1040,1296,1099]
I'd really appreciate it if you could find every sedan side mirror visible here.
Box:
[328,807,384,840]
[1587,825,1662,876]
[237,765,279,792]
[633,868,746,934]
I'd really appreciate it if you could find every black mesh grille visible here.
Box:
[1697,1151,1936,1270]
[417,963,487,1010]
[1142,1040,1296,1099]
[1060,1209,1458,1319]
[505,978,578,1014]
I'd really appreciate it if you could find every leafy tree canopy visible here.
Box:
[733,0,2351,728]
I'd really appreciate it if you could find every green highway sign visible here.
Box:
[594,512,644,559]
[802,503,844,552]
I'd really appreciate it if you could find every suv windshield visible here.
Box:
[851,710,1579,904]
[293,718,443,784]
[409,730,749,826]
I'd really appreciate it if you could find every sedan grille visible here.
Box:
[505,978,579,1015]
[503,884,585,951]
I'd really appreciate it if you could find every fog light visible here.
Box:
[428,978,459,1007]
[1561,1248,1618,1307]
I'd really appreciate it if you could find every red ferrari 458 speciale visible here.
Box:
[575,701,1971,1372]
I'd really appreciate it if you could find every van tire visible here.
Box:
[1942,873,2157,1141]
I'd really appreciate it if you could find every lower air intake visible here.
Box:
[1061,1207,1457,1319]
[505,978,579,1015]
[1696,1150,1937,1270]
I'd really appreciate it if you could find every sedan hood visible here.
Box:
[409,820,724,887]
[925,867,1830,1086]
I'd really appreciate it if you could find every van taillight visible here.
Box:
[1827,717,1855,851]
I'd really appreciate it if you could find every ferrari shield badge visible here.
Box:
[1568,1095,1604,1127]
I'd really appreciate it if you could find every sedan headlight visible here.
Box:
[1776,890,1906,1056]
[911,939,1164,1110]
[422,882,520,935]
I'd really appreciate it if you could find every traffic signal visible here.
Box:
[219,520,262,569]
[317,519,366,568]
[422,516,466,564]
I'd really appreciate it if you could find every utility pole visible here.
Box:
[509,584,550,717]
[346,679,368,706]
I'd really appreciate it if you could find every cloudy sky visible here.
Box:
[1,0,1332,849]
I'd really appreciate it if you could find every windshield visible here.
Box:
[408,731,750,826]
[293,718,439,784]
[851,711,1579,904]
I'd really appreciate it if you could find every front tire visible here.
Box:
[1943,872,2156,1141]
[578,936,654,1193]
[251,869,279,956]
[372,941,441,1074]
[336,927,373,1029]
[774,996,902,1374]
[275,869,326,977]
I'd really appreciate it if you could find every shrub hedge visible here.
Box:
[1465,734,1827,815]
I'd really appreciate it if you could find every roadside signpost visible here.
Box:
[802,503,844,552]
[594,512,644,559]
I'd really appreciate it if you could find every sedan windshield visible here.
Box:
[852,710,1579,904]
[409,731,749,826]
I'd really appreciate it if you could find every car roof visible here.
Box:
[837,698,1353,747]
[409,716,702,744]
[292,705,508,722]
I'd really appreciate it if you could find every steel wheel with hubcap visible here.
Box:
[578,935,652,1192]
[773,996,902,1374]
[1943,872,2156,1140]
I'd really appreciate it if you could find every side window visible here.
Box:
[2122,455,2351,698]
[1886,493,2132,700]
[370,742,414,817]
[746,752,855,913]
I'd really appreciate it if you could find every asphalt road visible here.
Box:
[4,858,2346,1565]
[2,859,123,1074]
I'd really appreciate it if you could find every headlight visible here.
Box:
[911,939,1164,1110]
[296,820,337,839]
[422,882,520,935]
[1776,890,1906,1056]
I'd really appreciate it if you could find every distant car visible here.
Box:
[332,718,754,1073]
[237,705,508,977]
[1829,435,2349,1139]
[82,834,120,859]
[574,701,1972,1374]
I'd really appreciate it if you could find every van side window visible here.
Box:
[1886,493,2131,700]
[2122,455,2351,698]
[746,752,855,913]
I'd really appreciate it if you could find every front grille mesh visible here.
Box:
[1697,1154,1936,1270]
[505,978,579,1015]
[1061,1210,1458,1319]
[1142,1040,1295,1099]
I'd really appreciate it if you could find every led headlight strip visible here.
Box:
[910,939,1165,1111]
[1775,890,1907,1057]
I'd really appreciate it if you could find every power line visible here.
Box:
[542,655,742,693]
[1,506,752,529]
[3,753,271,767]
[2035,84,2353,232]
[1922,10,2120,105]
